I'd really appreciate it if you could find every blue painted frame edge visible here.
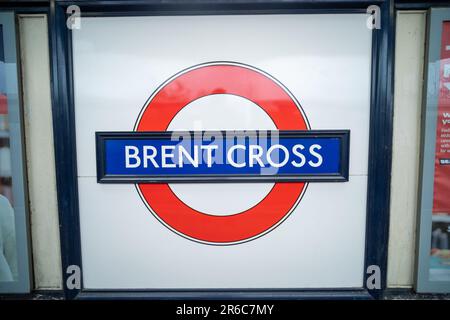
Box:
[363,0,394,300]
[396,1,450,10]
[49,0,394,300]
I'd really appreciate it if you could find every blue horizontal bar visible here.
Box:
[96,130,349,182]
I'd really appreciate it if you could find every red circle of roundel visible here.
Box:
[135,62,309,244]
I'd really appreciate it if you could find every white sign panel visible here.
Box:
[72,14,372,289]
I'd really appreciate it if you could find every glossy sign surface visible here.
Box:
[72,14,372,289]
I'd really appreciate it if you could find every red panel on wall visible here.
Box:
[432,21,450,214]
[0,94,7,114]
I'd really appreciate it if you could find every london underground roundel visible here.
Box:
[133,62,310,245]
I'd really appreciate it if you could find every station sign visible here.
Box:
[96,130,350,183]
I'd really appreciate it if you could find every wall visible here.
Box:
[18,14,62,290]
[13,10,429,292]
[387,10,426,288]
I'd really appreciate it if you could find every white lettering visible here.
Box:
[249,145,265,167]
[267,144,289,168]
[143,146,158,168]
[227,145,246,168]
[308,144,323,167]
[201,145,219,167]
[125,146,140,168]
[161,146,176,168]
[291,144,306,167]
[179,145,199,168]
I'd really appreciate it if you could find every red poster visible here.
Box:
[0,94,7,114]
[432,21,450,215]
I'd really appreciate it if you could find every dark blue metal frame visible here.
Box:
[396,1,450,10]
[49,0,394,300]
[364,0,394,300]
[0,1,50,14]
